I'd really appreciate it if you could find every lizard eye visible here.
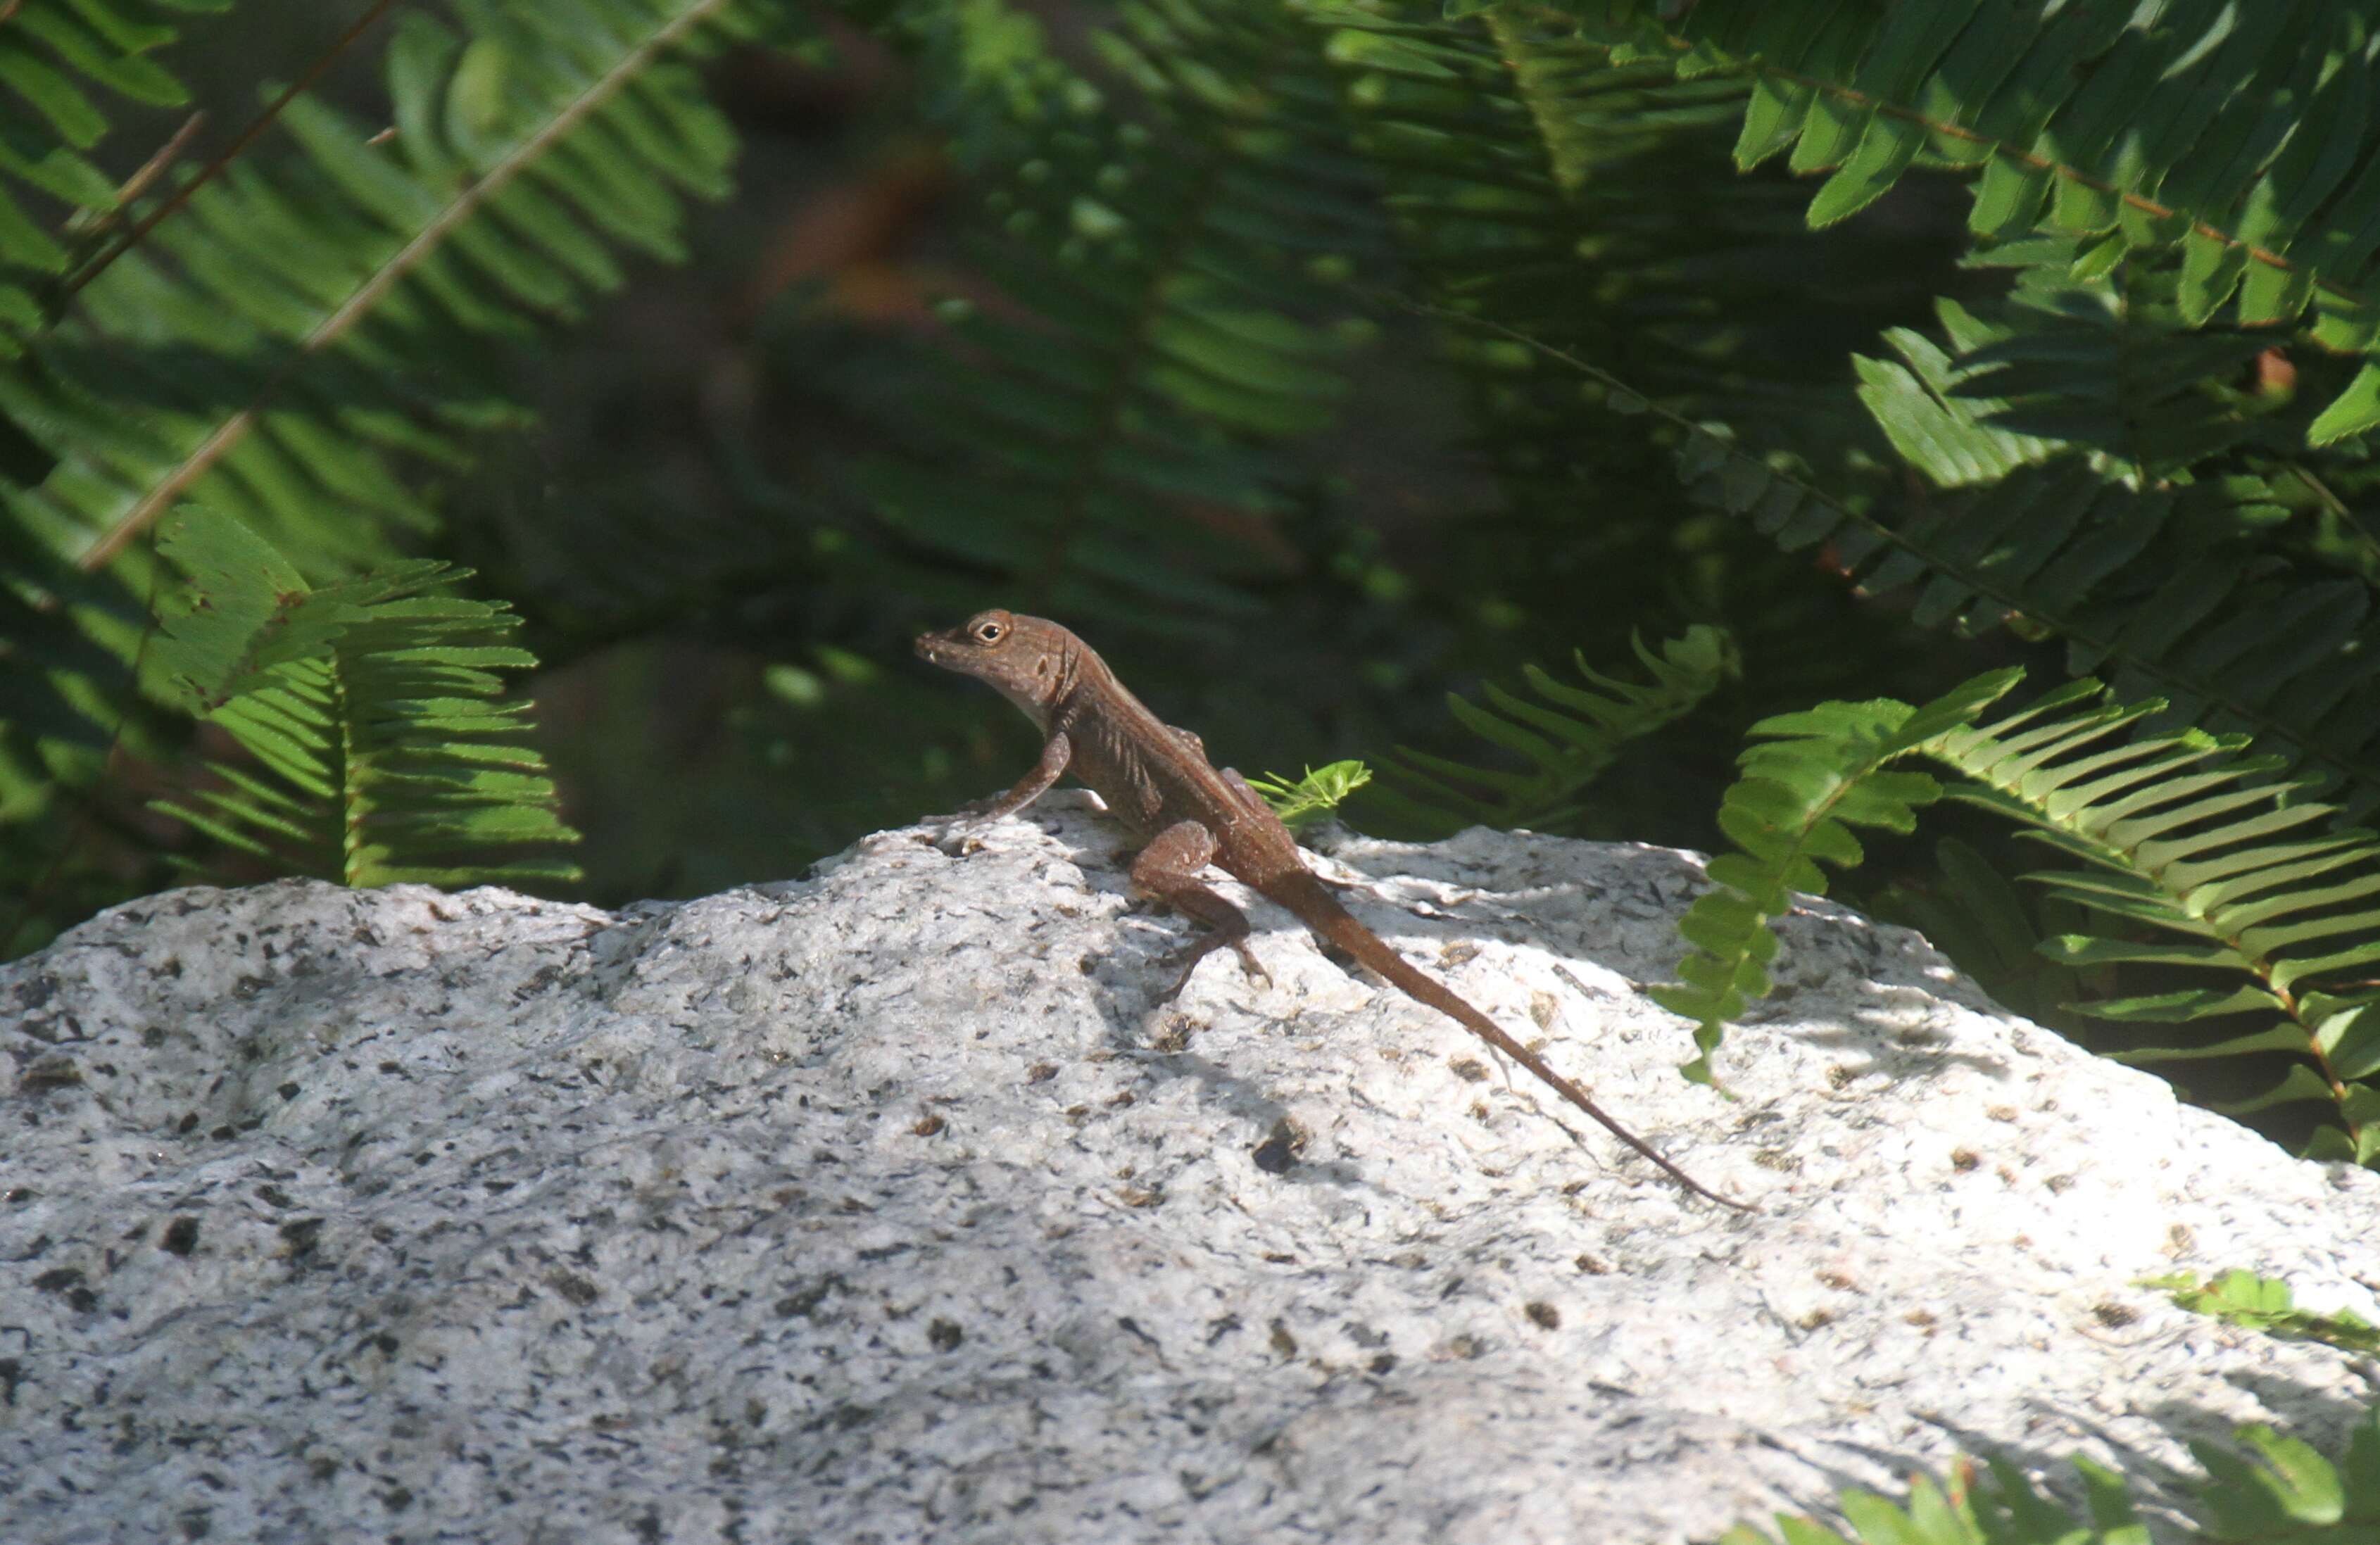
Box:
[974,620,1005,643]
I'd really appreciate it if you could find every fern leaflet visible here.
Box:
[149,505,579,887]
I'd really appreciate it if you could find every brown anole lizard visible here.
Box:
[917,609,1745,1211]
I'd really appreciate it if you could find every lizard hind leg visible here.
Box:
[1131,819,1272,997]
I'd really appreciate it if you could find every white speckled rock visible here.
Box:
[4,796,2375,1544]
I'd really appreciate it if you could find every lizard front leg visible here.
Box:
[962,731,1072,822]
[1132,819,1272,997]
[938,731,1072,852]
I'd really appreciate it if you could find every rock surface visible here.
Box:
[4,798,2376,1544]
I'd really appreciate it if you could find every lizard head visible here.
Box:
[914,609,1072,721]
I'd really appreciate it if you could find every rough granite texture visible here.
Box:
[4,797,2376,1545]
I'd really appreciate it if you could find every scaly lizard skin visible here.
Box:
[917,609,1744,1210]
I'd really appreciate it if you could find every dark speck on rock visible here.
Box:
[548,1271,600,1306]
[20,1057,82,1092]
[1250,1126,1297,1175]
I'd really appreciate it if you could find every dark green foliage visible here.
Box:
[1369,624,1732,838]
[0,0,227,358]
[22,0,746,579]
[150,505,577,885]
[1466,6,2380,835]
[1848,287,2380,816]
[1317,1,1866,458]
[2,0,757,947]
[838,0,1383,629]
[1559,2,2380,433]
[1871,837,2086,1030]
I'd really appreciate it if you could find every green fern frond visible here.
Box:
[0,519,180,956]
[0,0,223,358]
[1840,467,2380,829]
[857,0,1103,168]
[2189,1418,2380,1543]
[1536,329,2380,822]
[2146,1269,2380,1356]
[1317,1,1874,477]
[1654,667,2023,1084]
[2,0,745,941]
[1368,624,1733,838]
[1854,258,2297,488]
[149,504,579,887]
[1553,1,2380,443]
[1667,666,2380,1150]
[1724,1403,2380,1544]
[15,0,744,579]
[1927,258,2287,481]
[1925,680,2380,1161]
[836,0,1380,625]
[1341,8,2380,826]
[1249,758,1371,828]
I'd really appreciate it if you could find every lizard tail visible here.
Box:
[1282,877,1749,1212]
